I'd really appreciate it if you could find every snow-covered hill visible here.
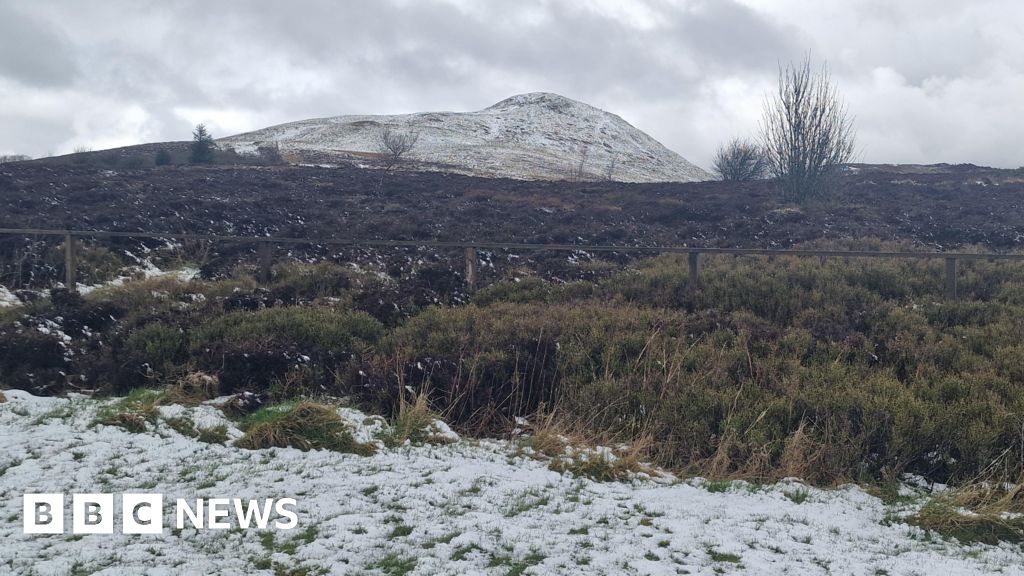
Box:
[218,93,712,183]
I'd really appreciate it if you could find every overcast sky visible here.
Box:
[1,0,1022,169]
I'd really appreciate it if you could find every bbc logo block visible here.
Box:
[24,493,164,534]
[21,493,297,534]
[23,494,64,534]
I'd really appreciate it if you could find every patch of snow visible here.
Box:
[1,390,1022,575]
[77,264,199,295]
[0,285,19,308]
[426,419,459,443]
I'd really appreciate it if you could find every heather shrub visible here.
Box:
[268,262,352,301]
[193,306,382,393]
[123,323,189,376]
[368,248,1024,484]
[193,306,382,352]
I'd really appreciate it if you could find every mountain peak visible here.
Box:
[485,92,590,113]
[219,95,711,183]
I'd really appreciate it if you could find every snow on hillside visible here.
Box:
[218,93,712,183]
[0,285,18,308]
[2,390,1022,575]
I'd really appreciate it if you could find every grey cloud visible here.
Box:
[670,0,805,71]
[167,0,795,103]
[0,3,78,87]
[0,113,74,156]
[2,0,1022,168]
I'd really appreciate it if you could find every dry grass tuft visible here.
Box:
[780,421,829,480]
[162,372,219,406]
[0,390,6,403]
[704,432,740,480]
[908,475,1024,545]
[549,437,659,482]
[910,501,1023,545]
[382,388,455,447]
[517,407,660,481]
[517,407,575,458]
[218,392,264,418]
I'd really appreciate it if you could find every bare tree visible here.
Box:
[376,126,419,192]
[712,138,767,181]
[569,144,590,182]
[0,154,31,164]
[761,55,856,202]
[603,153,618,182]
[378,126,419,171]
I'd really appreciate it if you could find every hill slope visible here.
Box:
[218,92,712,183]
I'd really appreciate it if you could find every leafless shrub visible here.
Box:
[712,138,767,181]
[761,55,856,202]
[603,154,618,182]
[569,144,590,182]
[378,126,419,171]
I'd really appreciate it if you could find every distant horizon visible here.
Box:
[2,1,1023,169]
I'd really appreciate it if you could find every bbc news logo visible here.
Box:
[23,493,298,534]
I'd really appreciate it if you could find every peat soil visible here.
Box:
[0,160,1022,294]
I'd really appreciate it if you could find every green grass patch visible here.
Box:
[707,548,743,564]
[783,488,810,504]
[488,551,545,576]
[504,489,551,517]
[367,553,416,576]
[422,531,460,549]
[235,402,375,455]
[197,425,229,444]
[388,524,414,539]
[451,543,484,561]
[92,389,164,433]
[163,415,197,437]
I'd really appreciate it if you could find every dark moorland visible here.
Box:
[1,157,1022,293]
[2,159,1022,249]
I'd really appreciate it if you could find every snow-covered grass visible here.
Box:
[76,264,199,295]
[2,390,1023,575]
[0,262,198,305]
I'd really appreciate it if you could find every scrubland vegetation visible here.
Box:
[3,243,1024,542]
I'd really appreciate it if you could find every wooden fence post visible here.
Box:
[64,233,77,292]
[688,251,702,291]
[257,241,273,283]
[945,257,958,300]
[465,247,479,292]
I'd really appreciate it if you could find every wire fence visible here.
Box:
[3,227,1023,298]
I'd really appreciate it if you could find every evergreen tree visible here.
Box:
[189,124,215,164]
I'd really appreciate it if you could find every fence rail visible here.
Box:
[3,227,1024,299]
